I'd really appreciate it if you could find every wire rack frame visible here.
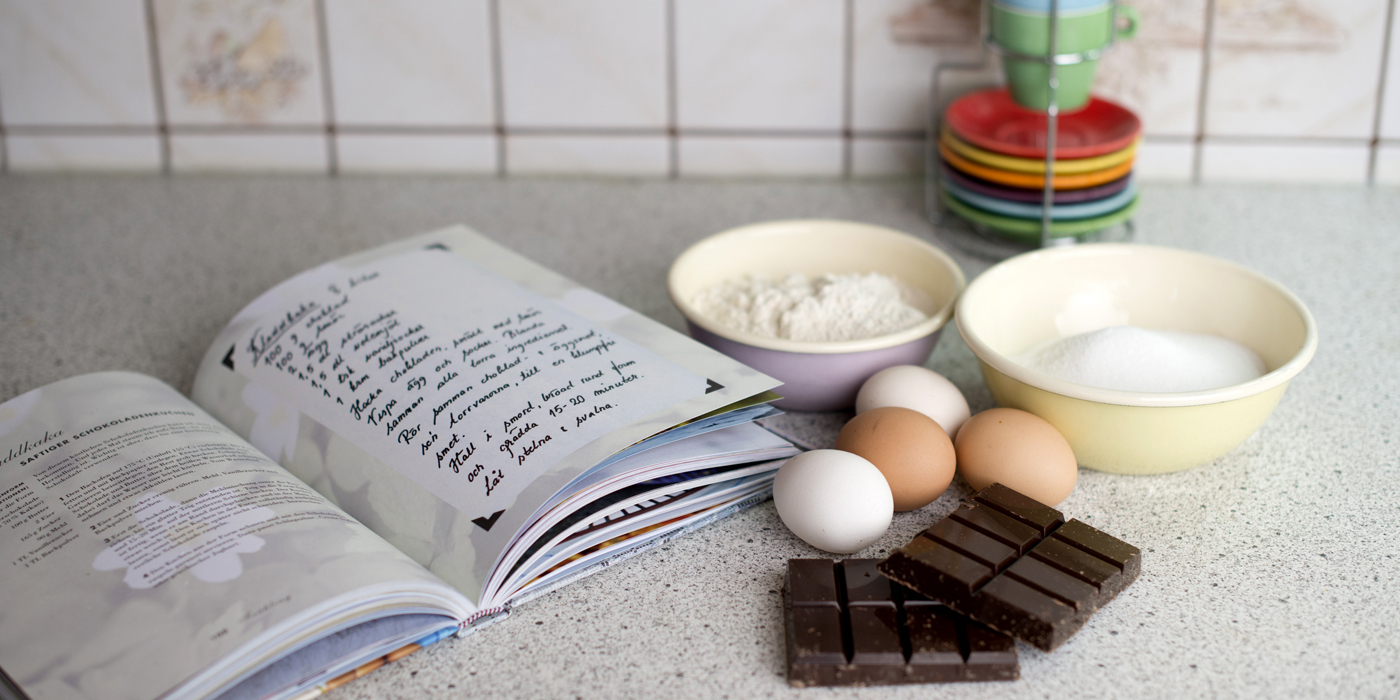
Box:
[925,0,1136,259]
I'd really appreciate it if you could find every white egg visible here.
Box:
[855,365,971,439]
[772,449,894,554]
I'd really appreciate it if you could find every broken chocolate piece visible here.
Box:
[785,558,1018,687]
[878,483,1141,652]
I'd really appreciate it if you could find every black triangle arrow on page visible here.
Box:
[222,346,236,370]
[705,379,724,394]
[472,509,506,532]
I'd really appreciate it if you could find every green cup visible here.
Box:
[990,2,1140,111]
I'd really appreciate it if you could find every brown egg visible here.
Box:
[954,408,1077,506]
[835,406,955,511]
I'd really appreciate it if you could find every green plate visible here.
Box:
[943,190,1139,244]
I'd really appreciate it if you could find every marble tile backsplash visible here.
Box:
[0,0,1396,183]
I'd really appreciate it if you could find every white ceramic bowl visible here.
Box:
[668,219,965,411]
[956,243,1317,474]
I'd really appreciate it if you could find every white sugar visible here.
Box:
[692,272,929,342]
[1013,325,1266,393]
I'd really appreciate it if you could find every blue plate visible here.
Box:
[943,174,1137,221]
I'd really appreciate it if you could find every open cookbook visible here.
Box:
[0,226,797,700]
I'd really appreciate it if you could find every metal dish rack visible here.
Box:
[926,0,1135,258]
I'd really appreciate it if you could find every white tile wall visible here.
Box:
[337,134,497,173]
[1379,0,1400,140]
[0,0,1398,183]
[7,135,162,171]
[1133,139,1196,181]
[1374,145,1400,184]
[153,0,327,126]
[170,134,328,171]
[506,134,669,175]
[0,0,157,126]
[1205,0,1388,139]
[850,0,981,134]
[324,0,494,126]
[1093,0,1207,137]
[501,0,666,128]
[1199,142,1372,184]
[675,0,844,131]
[679,136,843,176]
[851,138,925,177]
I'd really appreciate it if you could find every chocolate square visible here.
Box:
[785,558,1018,687]
[878,484,1141,652]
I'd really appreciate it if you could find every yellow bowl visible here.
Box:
[955,244,1317,474]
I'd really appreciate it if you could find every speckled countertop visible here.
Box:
[1,175,1397,699]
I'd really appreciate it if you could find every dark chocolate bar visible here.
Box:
[878,483,1140,652]
[785,558,1018,687]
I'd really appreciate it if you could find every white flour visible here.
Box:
[1014,325,1266,392]
[692,272,930,342]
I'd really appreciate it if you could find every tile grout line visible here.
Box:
[313,0,339,176]
[840,0,855,179]
[666,0,679,179]
[307,124,498,135]
[677,127,846,138]
[5,125,176,135]
[144,0,172,174]
[1188,135,1376,146]
[1191,0,1217,185]
[1368,0,1397,185]
[488,0,507,177]
[0,81,8,173]
[6,122,1390,145]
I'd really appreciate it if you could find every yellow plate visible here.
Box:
[939,142,1133,190]
[941,127,1138,174]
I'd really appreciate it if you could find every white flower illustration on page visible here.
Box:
[242,382,298,463]
[93,489,275,589]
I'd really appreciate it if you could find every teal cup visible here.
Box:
[990,2,1139,111]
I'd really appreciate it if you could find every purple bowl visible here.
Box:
[668,220,966,413]
[686,323,944,411]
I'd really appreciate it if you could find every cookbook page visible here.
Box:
[0,373,469,700]
[191,226,780,604]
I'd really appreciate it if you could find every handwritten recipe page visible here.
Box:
[231,248,707,533]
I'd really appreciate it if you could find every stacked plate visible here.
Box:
[939,88,1142,244]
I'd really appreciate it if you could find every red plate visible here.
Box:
[945,88,1141,160]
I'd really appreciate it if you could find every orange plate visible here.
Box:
[939,142,1133,190]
